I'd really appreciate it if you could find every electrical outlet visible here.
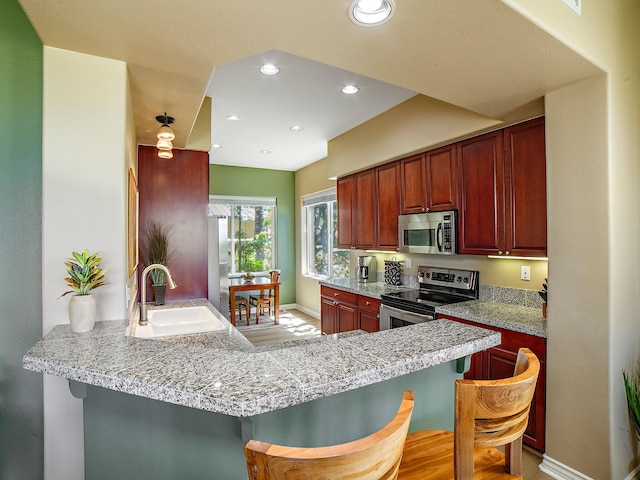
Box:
[521,266,531,281]
[561,0,581,15]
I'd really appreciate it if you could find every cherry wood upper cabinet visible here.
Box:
[354,170,376,249]
[503,117,547,257]
[400,154,427,214]
[336,175,354,249]
[375,162,401,250]
[425,144,457,211]
[457,117,547,256]
[457,130,505,255]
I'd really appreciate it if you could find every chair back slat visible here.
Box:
[245,390,414,480]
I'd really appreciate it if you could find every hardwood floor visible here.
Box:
[241,308,551,479]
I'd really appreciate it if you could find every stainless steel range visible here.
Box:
[379,266,479,330]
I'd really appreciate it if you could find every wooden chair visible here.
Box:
[249,270,280,323]
[244,390,414,480]
[398,348,540,480]
[231,296,250,325]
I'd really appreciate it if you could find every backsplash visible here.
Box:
[377,272,543,309]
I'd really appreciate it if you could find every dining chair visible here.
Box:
[231,295,250,325]
[398,348,540,480]
[249,270,280,323]
[244,390,414,480]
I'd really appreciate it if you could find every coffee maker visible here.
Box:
[356,255,376,283]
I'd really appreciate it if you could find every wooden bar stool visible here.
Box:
[244,390,414,480]
[398,348,540,479]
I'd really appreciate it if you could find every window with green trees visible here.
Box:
[302,189,350,279]
[209,196,276,274]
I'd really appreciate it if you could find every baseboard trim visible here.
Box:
[288,304,320,319]
[539,454,593,480]
[625,464,640,480]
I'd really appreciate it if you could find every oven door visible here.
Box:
[379,304,435,330]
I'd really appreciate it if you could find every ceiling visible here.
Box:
[18,0,601,171]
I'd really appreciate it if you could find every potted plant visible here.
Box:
[60,249,108,332]
[140,221,174,305]
[624,362,640,441]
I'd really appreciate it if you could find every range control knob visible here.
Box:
[425,273,431,279]
[457,276,462,283]
[463,277,469,284]
[418,272,425,278]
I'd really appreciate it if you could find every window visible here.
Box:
[209,196,276,274]
[302,189,350,279]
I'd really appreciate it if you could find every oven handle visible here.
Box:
[380,304,435,321]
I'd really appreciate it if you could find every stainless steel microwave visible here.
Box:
[398,211,457,255]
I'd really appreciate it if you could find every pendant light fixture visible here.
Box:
[155,113,175,158]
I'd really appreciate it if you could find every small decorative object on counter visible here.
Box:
[539,278,548,318]
[384,257,403,286]
[60,249,108,332]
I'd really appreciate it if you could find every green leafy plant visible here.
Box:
[60,249,108,297]
[140,221,174,285]
[624,363,640,440]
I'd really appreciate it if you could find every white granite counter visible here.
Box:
[436,300,547,338]
[319,278,414,298]
[23,299,500,418]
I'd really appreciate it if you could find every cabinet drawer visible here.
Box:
[358,296,380,312]
[321,286,357,305]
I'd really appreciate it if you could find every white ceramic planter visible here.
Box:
[69,294,96,332]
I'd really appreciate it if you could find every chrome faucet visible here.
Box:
[139,263,177,326]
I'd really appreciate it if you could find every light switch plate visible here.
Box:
[521,266,531,281]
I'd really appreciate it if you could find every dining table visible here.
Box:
[228,276,280,326]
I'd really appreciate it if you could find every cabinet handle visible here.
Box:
[505,251,510,255]
[365,301,370,305]
[498,250,503,255]
[334,293,339,297]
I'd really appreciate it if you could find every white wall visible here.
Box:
[42,46,131,480]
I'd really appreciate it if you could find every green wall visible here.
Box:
[0,0,44,477]
[210,165,296,304]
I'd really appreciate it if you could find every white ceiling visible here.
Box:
[206,50,416,171]
[18,0,601,172]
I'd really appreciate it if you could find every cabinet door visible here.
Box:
[375,162,401,250]
[457,131,505,255]
[358,296,380,333]
[337,302,359,332]
[426,144,457,211]
[504,117,547,256]
[354,170,376,249]
[400,154,427,214]
[336,175,354,249]
[320,296,337,335]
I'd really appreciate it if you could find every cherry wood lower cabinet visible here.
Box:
[320,287,380,334]
[358,296,381,333]
[439,314,547,452]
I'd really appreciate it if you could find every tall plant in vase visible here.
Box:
[60,249,108,332]
[140,221,174,305]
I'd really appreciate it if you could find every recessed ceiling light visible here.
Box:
[341,85,360,95]
[349,0,395,26]
[211,144,222,149]
[260,64,280,75]
[289,125,304,132]
[260,150,271,155]
[226,115,241,122]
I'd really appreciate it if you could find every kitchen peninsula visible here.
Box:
[24,299,499,479]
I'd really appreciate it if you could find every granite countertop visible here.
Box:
[23,299,500,418]
[319,278,415,299]
[436,300,547,338]
[321,280,547,338]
